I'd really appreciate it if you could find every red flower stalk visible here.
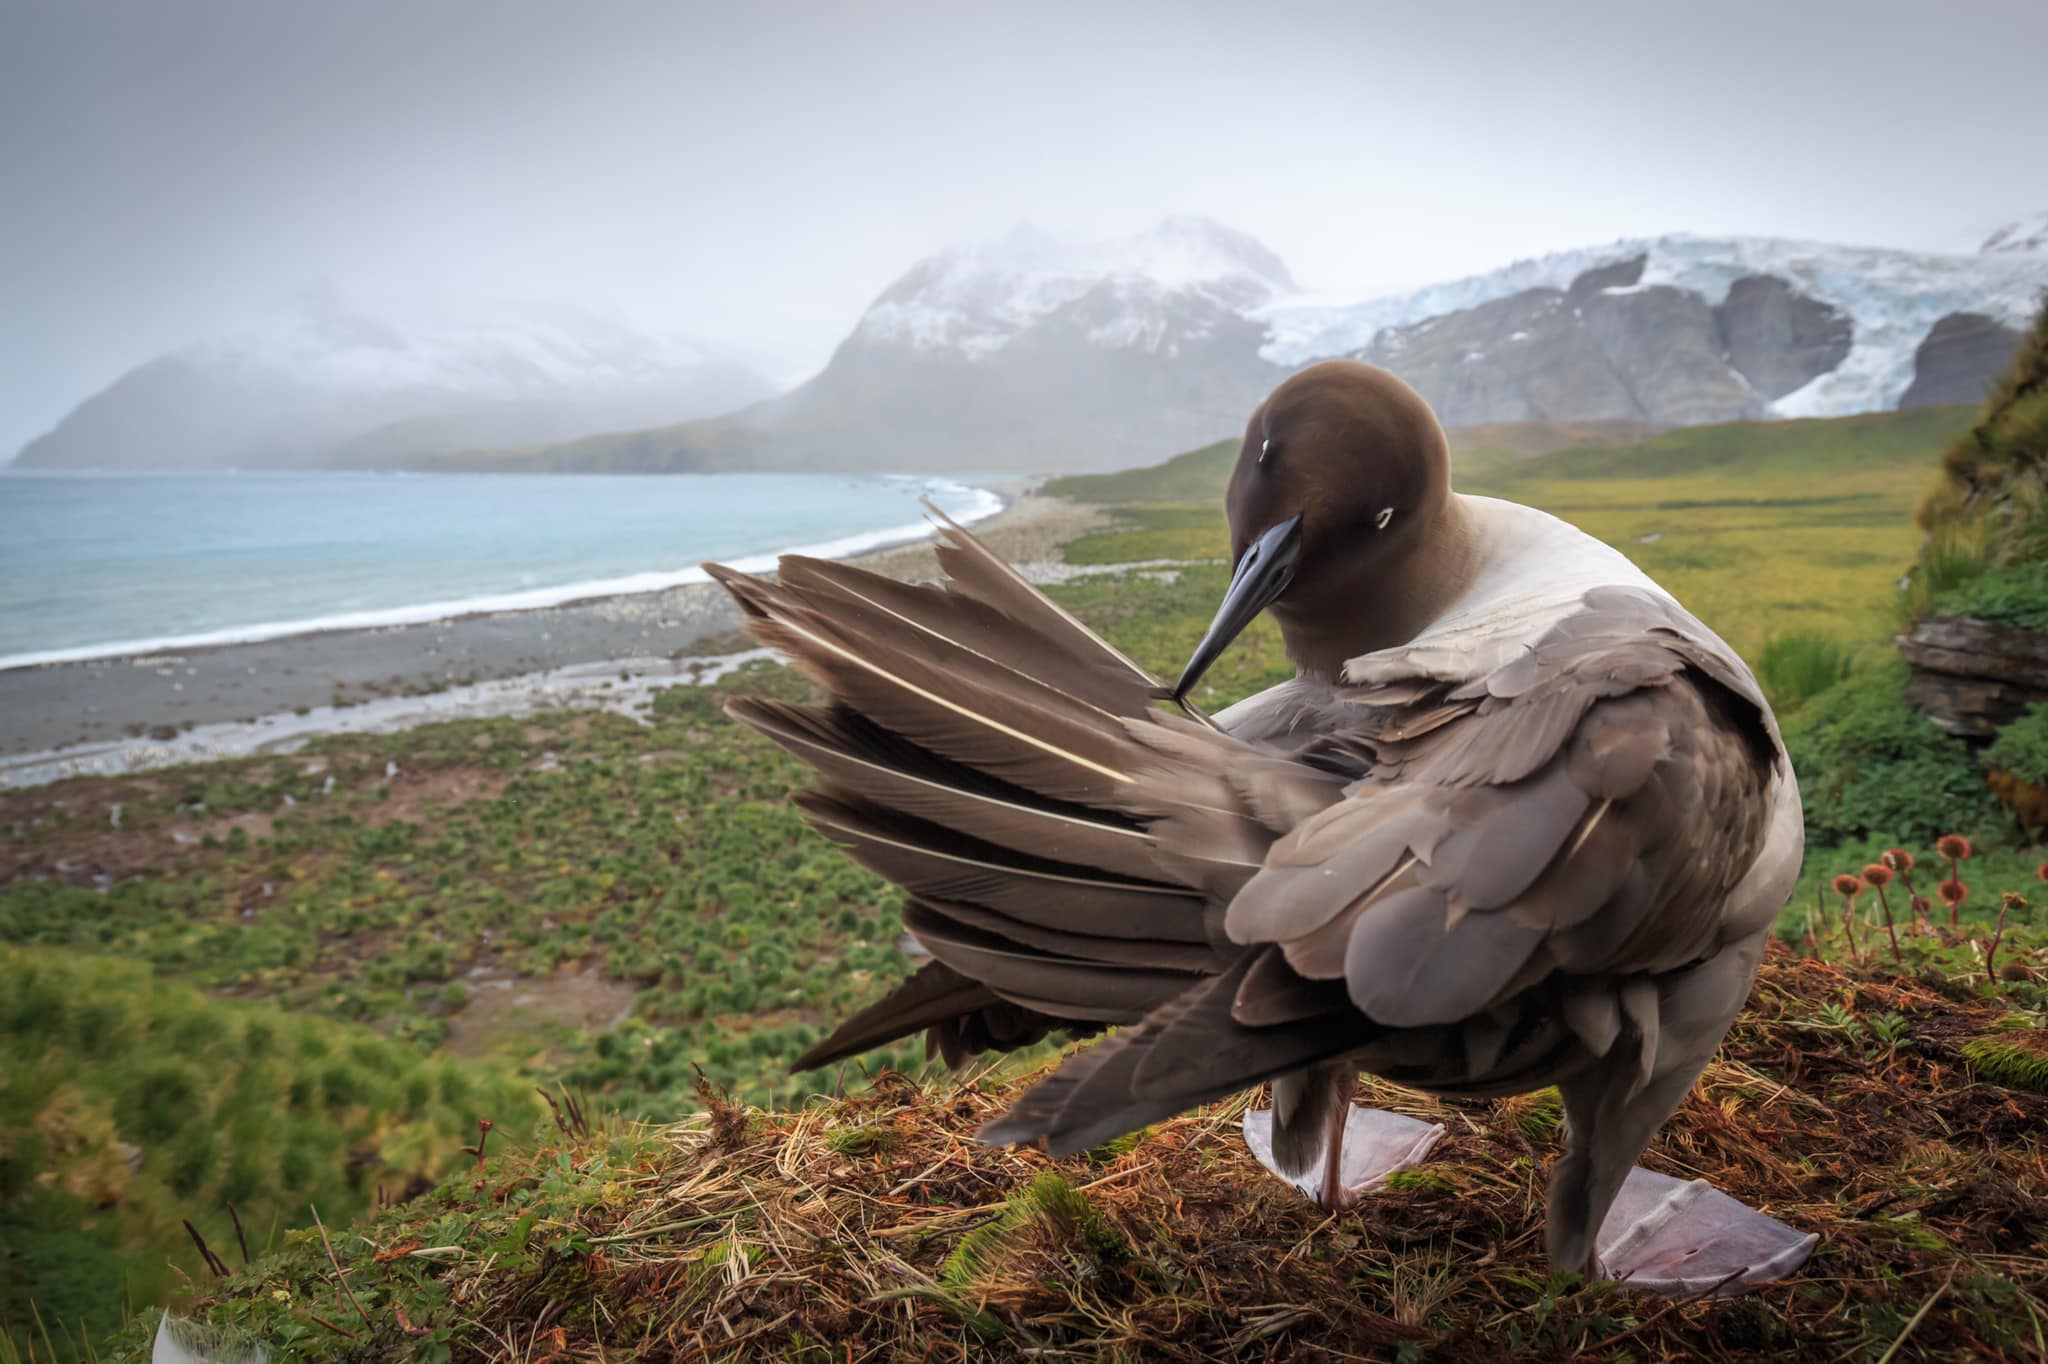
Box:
[474,1116,494,1171]
[1909,893,1936,935]
[1861,864,1902,964]
[1985,892,2024,983]
[1937,836,1972,926]
[1834,873,1863,961]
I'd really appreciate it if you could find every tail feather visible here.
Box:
[791,961,1000,1071]
[790,959,1087,1072]
[794,790,1212,941]
[900,900,1201,1023]
[776,553,1153,718]
[728,696,1167,883]
[924,503,1163,702]
[709,564,1134,804]
[980,958,1372,1157]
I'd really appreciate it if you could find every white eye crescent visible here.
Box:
[1259,438,1272,464]
[1375,507,1395,529]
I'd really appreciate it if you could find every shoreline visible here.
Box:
[0,476,1006,672]
[0,486,1112,780]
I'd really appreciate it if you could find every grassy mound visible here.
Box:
[124,949,2048,1362]
[0,944,542,1356]
[1909,301,2048,620]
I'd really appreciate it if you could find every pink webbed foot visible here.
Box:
[1596,1166,1817,1297]
[1241,1106,1447,1209]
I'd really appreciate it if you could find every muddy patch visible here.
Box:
[443,963,638,1060]
[361,764,516,826]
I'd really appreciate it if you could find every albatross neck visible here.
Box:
[1272,492,1482,681]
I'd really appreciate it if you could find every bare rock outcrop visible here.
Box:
[1898,614,2048,737]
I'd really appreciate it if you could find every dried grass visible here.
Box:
[172,947,2048,1361]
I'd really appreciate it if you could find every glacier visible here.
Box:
[1259,233,2048,417]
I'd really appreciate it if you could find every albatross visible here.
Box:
[706,360,1814,1293]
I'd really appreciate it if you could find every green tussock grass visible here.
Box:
[0,943,541,1356]
[1756,630,1858,713]
[938,1170,1127,1289]
[1960,1030,2048,1093]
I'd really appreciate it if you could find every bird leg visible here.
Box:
[1243,1075,1447,1208]
[1317,1068,1358,1209]
[1549,950,1816,1296]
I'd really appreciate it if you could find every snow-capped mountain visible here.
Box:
[687,216,1298,473]
[12,287,777,470]
[851,216,1294,359]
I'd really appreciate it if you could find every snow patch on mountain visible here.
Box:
[1981,211,2048,256]
[852,216,1295,359]
[1261,234,2048,417]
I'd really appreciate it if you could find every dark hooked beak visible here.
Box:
[1174,514,1302,702]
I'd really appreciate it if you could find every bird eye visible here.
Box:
[1259,438,1275,464]
[1375,507,1395,529]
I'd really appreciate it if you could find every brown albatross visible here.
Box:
[705,359,1814,1293]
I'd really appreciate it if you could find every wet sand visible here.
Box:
[0,488,1110,761]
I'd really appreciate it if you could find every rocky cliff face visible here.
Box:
[1900,313,2028,408]
[1347,257,1855,427]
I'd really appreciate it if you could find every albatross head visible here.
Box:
[1175,360,1460,699]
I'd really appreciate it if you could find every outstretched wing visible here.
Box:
[707,514,1307,1071]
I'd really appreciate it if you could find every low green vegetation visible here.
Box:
[1755,630,1857,713]
[1780,656,2010,846]
[1987,704,2048,788]
[1931,560,2048,630]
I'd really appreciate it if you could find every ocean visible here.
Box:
[0,471,1001,668]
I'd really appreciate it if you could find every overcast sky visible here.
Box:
[4,0,2045,457]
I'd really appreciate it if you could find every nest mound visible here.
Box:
[161,948,2048,1362]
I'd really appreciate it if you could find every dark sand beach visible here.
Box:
[0,489,1107,763]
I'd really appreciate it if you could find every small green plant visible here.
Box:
[1757,631,1855,712]
[1931,562,2048,632]
[1781,659,2010,843]
[1817,1001,1868,1041]
[1985,703,2048,788]
[938,1171,1126,1288]
[1961,1030,2048,1093]
[1868,1012,1911,1048]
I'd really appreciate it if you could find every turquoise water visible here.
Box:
[0,471,1000,667]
